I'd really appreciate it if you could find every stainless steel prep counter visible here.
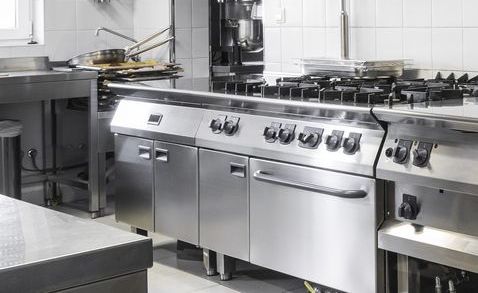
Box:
[0,194,152,293]
[0,57,109,218]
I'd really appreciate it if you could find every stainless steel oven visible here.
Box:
[250,158,382,293]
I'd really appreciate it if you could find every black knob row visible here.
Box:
[386,140,433,167]
[210,116,240,136]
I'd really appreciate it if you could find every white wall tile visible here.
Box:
[350,0,376,27]
[263,0,282,27]
[192,57,209,78]
[76,0,106,30]
[281,28,303,64]
[432,28,463,70]
[106,0,135,30]
[303,28,326,57]
[376,28,403,59]
[463,0,478,27]
[264,63,282,73]
[175,0,192,29]
[0,47,13,58]
[192,0,209,28]
[325,0,341,27]
[134,0,170,30]
[192,28,209,58]
[350,28,376,59]
[463,28,478,71]
[264,28,281,62]
[432,0,462,27]
[44,31,78,61]
[44,0,77,31]
[303,0,326,27]
[11,45,46,57]
[282,62,301,74]
[176,58,192,78]
[376,0,403,27]
[282,0,303,27]
[325,28,340,58]
[175,29,192,59]
[403,0,431,28]
[403,28,432,69]
[76,30,107,55]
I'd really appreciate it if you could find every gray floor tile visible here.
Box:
[55,204,308,293]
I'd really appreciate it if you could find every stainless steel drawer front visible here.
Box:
[250,158,378,293]
[199,149,249,261]
[155,142,199,245]
[115,135,154,231]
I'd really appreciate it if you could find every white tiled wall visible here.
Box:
[0,0,177,63]
[174,0,210,78]
[0,0,136,61]
[133,0,171,61]
[264,0,478,77]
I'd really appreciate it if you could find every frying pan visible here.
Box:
[68,27,174,67]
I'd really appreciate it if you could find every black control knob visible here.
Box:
[223,120,238,136]
[343,137,357,154]
[299,132,319,147]
[209,119,223,133]
[326,135,341,150]
[393,146,409,164]
[385,147,394,158]
[398,201,419,220]
[413,148,429,167]
[263,127,277,142]
[278,128,294,144]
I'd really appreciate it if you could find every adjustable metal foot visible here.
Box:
[203,249,218,276]
[217,253,235,281]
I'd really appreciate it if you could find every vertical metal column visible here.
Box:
[88,79,106,218]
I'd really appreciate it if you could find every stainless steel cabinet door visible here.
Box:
[115,135,154,231]
[154,141,199,245]
[199,149,249,261]
[250,158,378,293]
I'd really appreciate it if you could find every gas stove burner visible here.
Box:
[209,72,478,106]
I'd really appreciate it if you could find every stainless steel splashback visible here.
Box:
[0,56,50,72]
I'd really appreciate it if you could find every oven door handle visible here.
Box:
[253,170,367,199]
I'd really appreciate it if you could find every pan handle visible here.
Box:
[126,26,171,53]
[126,36,175,58]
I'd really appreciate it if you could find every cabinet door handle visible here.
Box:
[230,163,246,178]
[155,148,169,162]
[138,145,152,160]
[253,170,367,199]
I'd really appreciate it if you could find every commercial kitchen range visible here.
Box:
[109,74,478,293]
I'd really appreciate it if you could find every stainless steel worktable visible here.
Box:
[0,57,108,218]
[0,195,152,293]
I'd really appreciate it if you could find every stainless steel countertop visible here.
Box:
[0,69,97,86]
[0,195,152,292]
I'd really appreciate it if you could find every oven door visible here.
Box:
[250,158,379,293]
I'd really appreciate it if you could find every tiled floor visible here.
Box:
[53,202,307,293]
